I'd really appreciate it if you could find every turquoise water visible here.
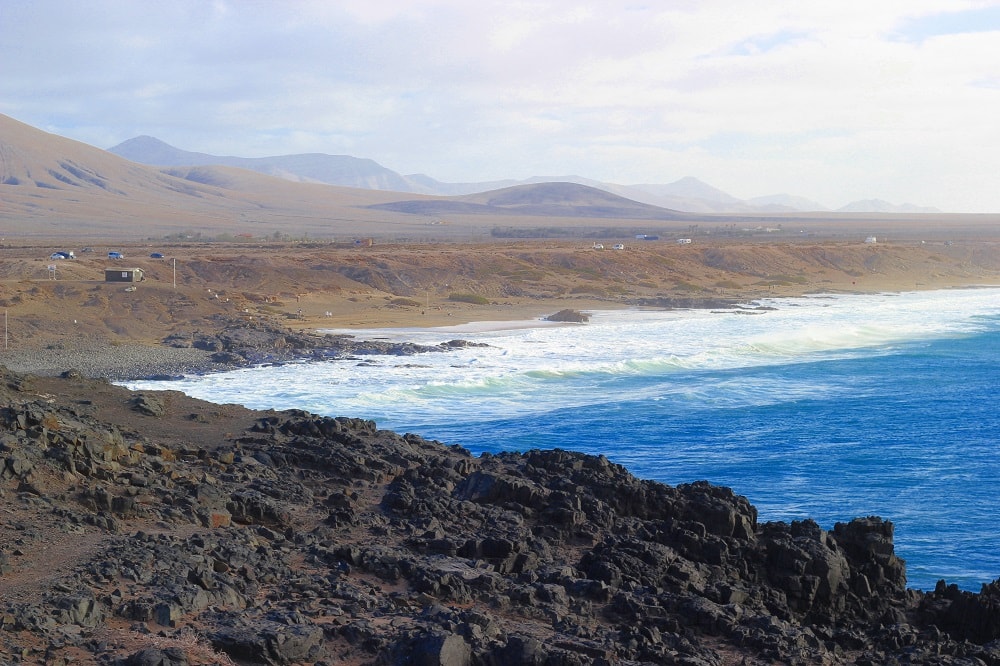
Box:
[128,288,1000,590]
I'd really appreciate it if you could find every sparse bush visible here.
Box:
[769,274,808,285]
[390,297,422,307]
[569,285,607,296]
[448,293,490,305]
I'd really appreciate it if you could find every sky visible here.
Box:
[3,0,1000,212]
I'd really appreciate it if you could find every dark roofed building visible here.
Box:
[104,267,144,283]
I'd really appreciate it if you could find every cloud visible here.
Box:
[3,0,1000,211]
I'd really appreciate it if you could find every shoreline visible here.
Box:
[1,237,996,381]
[4,282,997,383]
[0,343,226,382]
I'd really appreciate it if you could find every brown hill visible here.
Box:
[1,114,700,241]
[0,114,446,239]
[369,181,691,220]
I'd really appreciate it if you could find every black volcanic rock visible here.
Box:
[1,366,999,664]
[177,315,484,369]
[545,308,590,322]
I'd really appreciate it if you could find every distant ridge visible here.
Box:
[108,135,938,214]
[0,113,445,237]
[369,182,689,220]
[109,136,413,191]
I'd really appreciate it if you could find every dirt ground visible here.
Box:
[0,236,998,358]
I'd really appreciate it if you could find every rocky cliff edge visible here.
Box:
[0,368,998,665]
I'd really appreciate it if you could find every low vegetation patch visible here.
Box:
[771,274,809,285]
[569,284,607,296]
[448,292,490,305]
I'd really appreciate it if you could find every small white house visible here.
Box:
[865,236,877,244]
[677,238,692,245]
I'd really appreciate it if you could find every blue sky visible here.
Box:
[3,0,1000,212]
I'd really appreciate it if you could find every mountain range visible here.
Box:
[0,113,711,239]
[0,112,952,241]
[108,135,940,215]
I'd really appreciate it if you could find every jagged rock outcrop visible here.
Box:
[545,309,590,323]
[168,316,487,370]
[1,367,999,664]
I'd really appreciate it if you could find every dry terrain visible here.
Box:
[0,236,997,370]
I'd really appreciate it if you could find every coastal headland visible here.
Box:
[0,235,1000,664]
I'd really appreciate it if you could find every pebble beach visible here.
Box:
[0,343,220,381]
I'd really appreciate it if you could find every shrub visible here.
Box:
[448,293,490,305]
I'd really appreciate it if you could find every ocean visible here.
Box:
[127,287,1000,592]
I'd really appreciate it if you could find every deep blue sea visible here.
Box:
[129,288,1000,591]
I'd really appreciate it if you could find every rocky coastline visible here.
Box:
[0,315,490,383]
[1,360,1000,664]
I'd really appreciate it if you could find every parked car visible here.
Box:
[108,251,124,260]
[149,252,165,259]
[50,252,69,260]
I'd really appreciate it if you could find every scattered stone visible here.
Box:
[128,394,165,417]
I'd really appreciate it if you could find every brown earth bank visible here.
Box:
[1,237,999,664]
[1,237,998,378]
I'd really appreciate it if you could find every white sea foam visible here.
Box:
[126,288,1000,427]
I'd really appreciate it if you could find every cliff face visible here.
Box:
[0,368,998,665]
